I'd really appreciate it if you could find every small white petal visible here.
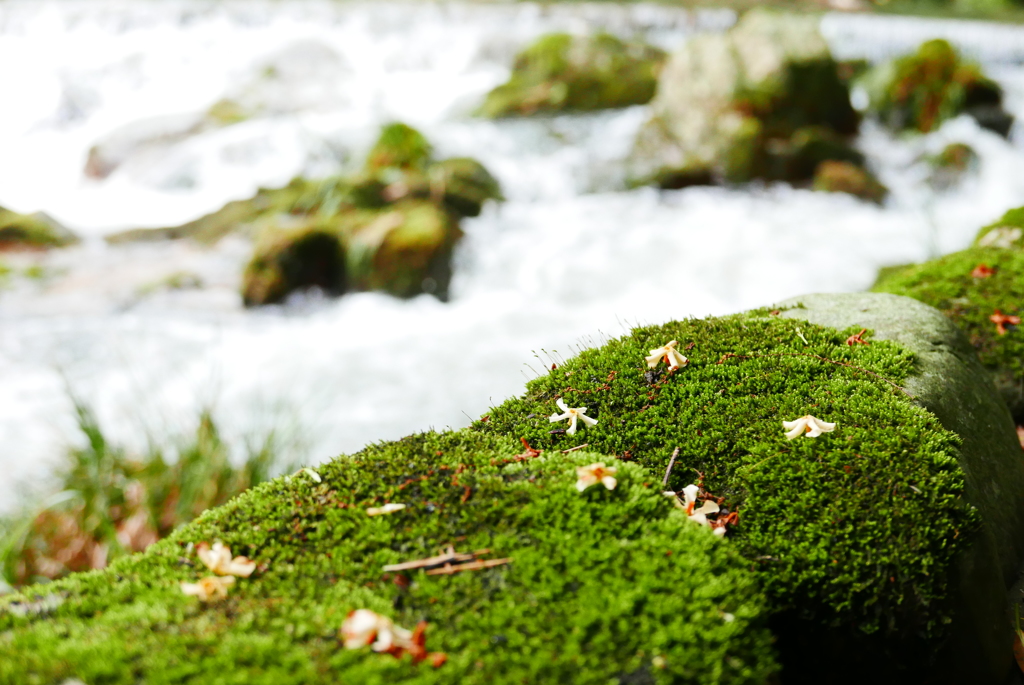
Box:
[682,484,700,506]
[695,500,720,516]
[300,468,322,483]
[601,475,617,490]
[688,512,709,526]
[556,398,569,412]
[713,527,728,538]
[579,414,598,427]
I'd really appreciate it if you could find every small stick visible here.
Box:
[561,443,590,453]
[425,558,512,576]
[662,447,680,487]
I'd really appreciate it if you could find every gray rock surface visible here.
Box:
[778,291,1024,684]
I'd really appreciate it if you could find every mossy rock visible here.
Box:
[627,10,860,188]
[974,205,1024,250]
[478,32,665,118]
[241,219,347,306]
[0,432,778,684]
[478,302,1013,682]
[4,301,1021,682]
[812,160,888,204]
[0,208,78,249]
[859,39,1013,137]
[926,142,979,191]
[346,200,461,299]
[873,241,1024,424]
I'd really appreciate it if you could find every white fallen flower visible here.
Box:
[682,484,721,526]
[341,609,414,652]
[645,340,688,369]
[782,415,837,440]
[196,542,256,578]
[548,398,597,435]
[367,503,407,517]
[181,575,234,602]
[575,463,618,492]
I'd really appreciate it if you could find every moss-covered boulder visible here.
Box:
[477,302,1019,682]
[627,10,862,189]
[0,207,78,249]
[104,123,500,306]
[812,159,888,203]
[0,432,778,684]
[873,232,1024,423]
[859,39,1013,137]
[7,299,1021,681]
[478,32,665,118]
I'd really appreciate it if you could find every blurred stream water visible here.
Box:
[1,1,1024,510]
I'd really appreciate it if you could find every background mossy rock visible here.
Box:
[975,206,1024,250]
[478,32,665,118]
[858,38,1013,136]
[777,291,1024,683]
[812,160,888,204]
[241,219,347,306]
[0,433,778,684]
[0,207,78,249]
[926,142,979,191]
[478,307,988,682]
[873,242,1024,424]
[627,9,860,188]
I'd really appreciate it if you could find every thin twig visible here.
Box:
[426,558,512,575]
[662,447,680,487]
[715,352,911,397]
[561,443,590,453]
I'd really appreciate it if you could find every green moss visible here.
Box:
[861,38,1012,135]
[365,123,433,174]
[873,244,1024,421]
[479,32,665,118]
[0,432,777,684]
[974,205,1024,249]
[477,313,975,647]
[0,208,77,249]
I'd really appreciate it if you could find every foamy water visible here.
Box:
[1,1,1023,510]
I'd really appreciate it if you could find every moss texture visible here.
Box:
[873,242,1024,422]
[0,432,777,685]
[478,32,665,118]
[860,39,1013,136]
[0,208,78,250]
[477,313,975,653]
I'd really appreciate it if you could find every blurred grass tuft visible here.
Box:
[0,398,294,590]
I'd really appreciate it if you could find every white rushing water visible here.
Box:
[2,1,1024,510]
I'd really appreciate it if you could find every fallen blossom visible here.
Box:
[181,575,234,602]
[367,503,407,517]
[782,415,836,440]
[971,264,996,278]
[342,609,413,651]
[991,310,1021,336]
[575,462,618,492]
[196,542,256,578]
[645,340,688,369]
[978,226,1022,248]
[341,609,447,667]
[549,398,597,435]
[666,484,728,537]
